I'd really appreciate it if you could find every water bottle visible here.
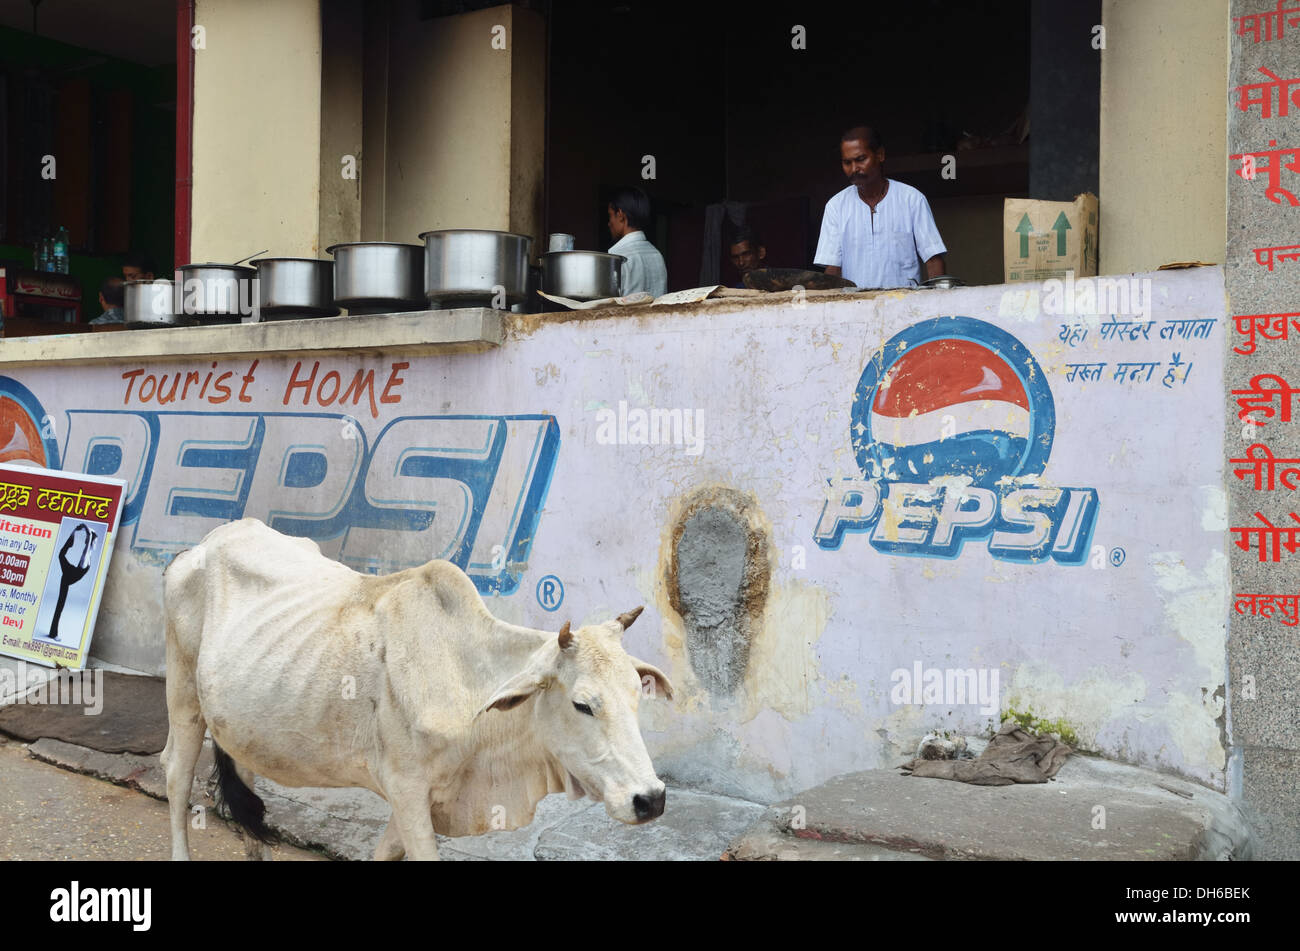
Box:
[34,237,47,271]
[53,227,70,274]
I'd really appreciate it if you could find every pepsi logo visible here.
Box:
[852,317,1054,488]
[819,317,1097,564]
[0,380,59,470]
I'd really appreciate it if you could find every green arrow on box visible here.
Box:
[1051,212,1071,256]
[1015,214,1033,258]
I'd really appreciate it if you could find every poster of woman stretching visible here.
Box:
[32,519,106,646]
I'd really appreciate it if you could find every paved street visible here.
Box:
[0,735,325,861]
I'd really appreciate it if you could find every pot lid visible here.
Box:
[418,229,532,241]
[325,242,423,253]
[248,257,330,265]
[541,251,627,262]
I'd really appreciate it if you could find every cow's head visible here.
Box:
[476,606,674,824]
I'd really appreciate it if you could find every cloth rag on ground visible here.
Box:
[899,719,1072,786]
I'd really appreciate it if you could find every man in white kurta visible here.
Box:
[814,126,947,290]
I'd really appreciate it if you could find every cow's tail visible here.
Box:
[212,744,278,844]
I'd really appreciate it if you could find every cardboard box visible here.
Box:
[1004,193,1098,282]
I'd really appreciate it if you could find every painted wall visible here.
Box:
[1099,0,1228,273]
[0,269,1228,802]
[191,0,322,260]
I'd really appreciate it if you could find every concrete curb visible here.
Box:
[23,736,765,860]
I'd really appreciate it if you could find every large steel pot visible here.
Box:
[420,229,531,308]
[175,263,257,323]
[325,242,425,313]
[124,279,183,329]
[540,251,625,301]
[249,258,339,319]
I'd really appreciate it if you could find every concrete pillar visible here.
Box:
[362,1,546,247]
[1098,0,1228,273]
[319,0,365,253]
[1225,0,1300,860]
[191,0,323,261]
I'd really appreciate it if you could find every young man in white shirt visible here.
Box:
[607,186,668,298]
[814,125,947,290]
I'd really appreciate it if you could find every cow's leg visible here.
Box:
[233,761,271,861]
[373,815,406,861]
[385,778,440,860]
[161,648,206,861]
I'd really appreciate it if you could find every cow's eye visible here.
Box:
[573,702,594,716]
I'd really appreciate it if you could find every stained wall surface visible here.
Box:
[0,271,1228,803]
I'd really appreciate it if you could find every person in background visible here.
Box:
[90,276,125,325]
[607,186,667,298]
[815,125,947,289]
[728,227,767,287]
[122,252,156,283]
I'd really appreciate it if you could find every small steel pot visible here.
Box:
[250,258,339,319]
[326,242,425,313]
[919,275,967,289]
[420,229,532,307]
[540,251,626,301]
[124,279,182,328]
[175,263,258,322]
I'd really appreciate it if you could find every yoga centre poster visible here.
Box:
[0,464,126,670]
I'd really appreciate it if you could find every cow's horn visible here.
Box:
[557,621,573,650]
[617,606,644,630]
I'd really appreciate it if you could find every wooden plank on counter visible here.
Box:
[0,309,504,368]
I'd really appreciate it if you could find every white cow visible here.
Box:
[160,518,673,860]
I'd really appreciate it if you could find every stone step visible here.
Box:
[725,757,1254,861]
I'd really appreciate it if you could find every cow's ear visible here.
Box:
[631,658,674,702]
[476,672,546,718]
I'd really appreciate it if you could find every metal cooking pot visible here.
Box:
[420,229,531,308]
[175,263,257,323]
[326,242,425,313]
[540,251,625,301]
[124,279,184,329]
[249,258,339,319]
[919,275,967,289]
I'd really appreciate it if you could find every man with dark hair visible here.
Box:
[90,276,125,325]
[728,227,767,287]
[122,252,156,283]
[607,186,667,297]
[815,125,947,289]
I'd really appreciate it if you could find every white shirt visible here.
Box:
[813,180,947,289]
[609,231,668,298]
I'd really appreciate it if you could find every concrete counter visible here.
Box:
[0,308,504,369]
